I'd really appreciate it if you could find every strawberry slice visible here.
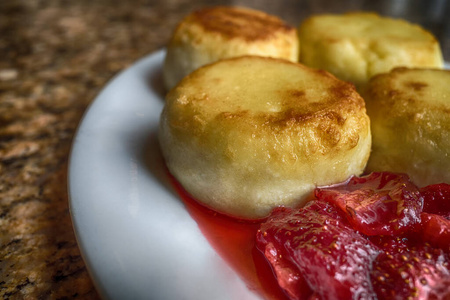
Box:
[368,235,410,254]
[261,241,312,300]
[257,174,450,300]
[256,202,379,300]
[371,238,450,299]
[417,213,450,251]
[414,183,450,251]
[420,183,450,219]
[315,172,423,236]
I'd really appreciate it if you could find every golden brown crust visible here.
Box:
[166,56,367,157]
[160,56,371,218]
[363,67,450,186]
[186,6,293,41]
[298,12,443,88]
[163,6,299,91]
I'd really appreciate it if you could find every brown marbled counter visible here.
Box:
[0,0,449,299]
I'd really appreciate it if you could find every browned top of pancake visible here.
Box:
[365,67,450,115]
[165,56,369,158]
[160,56,372,218]
[181,6,294,41]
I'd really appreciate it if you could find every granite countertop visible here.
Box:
[1,0,449,299]
[0,0,216,298]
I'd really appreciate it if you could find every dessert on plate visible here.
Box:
[158,6,450,300]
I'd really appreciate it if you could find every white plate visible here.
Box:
[68,49,261,300]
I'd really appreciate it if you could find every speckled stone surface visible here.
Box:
[0,0,223,298]
[0,0,448,299]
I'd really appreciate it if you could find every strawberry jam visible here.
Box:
[170,176,288,300]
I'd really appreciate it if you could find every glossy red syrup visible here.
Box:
[169,176,288,300]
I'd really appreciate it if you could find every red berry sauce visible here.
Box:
[169,176,288,300]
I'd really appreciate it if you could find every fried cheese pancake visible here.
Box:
[163,6,299,91]
[364,67,450,187]
[298,12,443,88]
[159,56,371,219]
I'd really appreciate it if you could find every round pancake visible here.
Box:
[163,6,299,91]
[298,12,443,88]
[159,56,371,219]
[364,67,450,187]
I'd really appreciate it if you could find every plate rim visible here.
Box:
[67,49,261,300]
